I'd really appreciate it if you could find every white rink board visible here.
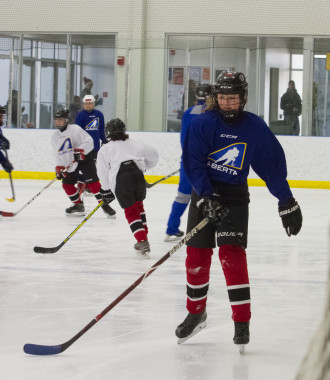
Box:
[2,128,330,182]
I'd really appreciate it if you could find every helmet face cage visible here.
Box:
[195,83,213,100]
[54,108,70,129]
[105,118,126,139]
[213,71,248,122]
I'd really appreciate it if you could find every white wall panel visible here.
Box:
[2,0,330,36]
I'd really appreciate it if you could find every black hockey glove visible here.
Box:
[278,198,302,237]
[0,135,10,150]
[196,196,229,224]
[100,188,115,204]
[2,158,13,173]
[73,148,85,162]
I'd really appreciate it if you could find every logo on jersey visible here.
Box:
[208,143,246,170]
[58,138,73,155]
[85,118,99,131]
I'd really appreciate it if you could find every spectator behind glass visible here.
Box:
[5,90,25,128]
[69,95,82,122]
[280,80,302,136]
[80,77,102,106]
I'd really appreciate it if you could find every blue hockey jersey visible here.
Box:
[182,109,293,206]
[180,100,207,147]
[75,109,106,151]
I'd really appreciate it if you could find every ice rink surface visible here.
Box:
[0,179,329,380]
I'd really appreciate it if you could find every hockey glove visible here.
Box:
[196,196,229,224]
[0,135,10,150]
[55,166,66,180]
[100,188,115,204]
[2,158,13,173]
[73,148,85,162]
[278,198,302,237]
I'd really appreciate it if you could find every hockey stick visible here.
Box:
[0,178,57,217]
[3,149,15,202]
[33,200,104,254]
[24,217,210,355]
[0,161,76,218]
[146,169,179,188]
[0,161,81,217]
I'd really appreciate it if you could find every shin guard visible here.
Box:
[62,184,81,204]
[219,245,251,322]
[124,202,148,242]
[185,246,213,314]
[88,181,102,202]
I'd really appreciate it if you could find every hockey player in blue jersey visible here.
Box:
[74,94,115,214]
[0,106,13,173]
[164,83,212,242]
[175,71,303,350]
[75,95,107,151]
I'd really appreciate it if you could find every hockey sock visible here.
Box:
[87,181,102,202]
[136,201,148,235]
[219,245,251,322]
[62,184,81,204]
[185,246,213,314]
[124,202,148,242]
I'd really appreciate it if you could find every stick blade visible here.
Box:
[0,211,15,217]
[5,197,15,202]
[33,246,60,254]
[24,343,62,356]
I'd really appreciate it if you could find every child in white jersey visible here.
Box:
[97,118,159,257]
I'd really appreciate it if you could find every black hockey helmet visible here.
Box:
[53,108,70,129]
[195,83,213,100]
[105,118,126,139]
[214,71,248,96]
[213,71,248,122]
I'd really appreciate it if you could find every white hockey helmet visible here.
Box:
[82,95,95,104]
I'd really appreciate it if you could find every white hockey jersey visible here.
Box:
[51,124,94,172]
[97,138,159,192]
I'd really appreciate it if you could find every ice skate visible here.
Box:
[175,309,207,344]
[65,202,85,216]
[233,321,249,354]
[164,230,184,242]
[134,240,150,257]
[101,202,116,219]
[134,240,150,258]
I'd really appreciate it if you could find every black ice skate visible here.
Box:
[101,203,116,219]
[134,240,150,258]
[65,202,85,216]
[175,309,207,344]
[164,230,184,242]
[233,321,250,354]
